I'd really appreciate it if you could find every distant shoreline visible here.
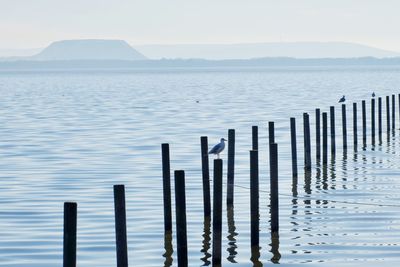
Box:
[2,57,400,71]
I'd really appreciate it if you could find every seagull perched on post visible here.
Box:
[338,95,346,103]
[209,138,227,159]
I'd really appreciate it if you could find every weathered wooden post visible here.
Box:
[250,150,259,247]
[269,121,275,144]
[227,129,235,207]
[252,126,258,150]
[392,94,396,130]
[362,100,367,147]
[174,170,188,267]
[353,103,358,150]
[114,185,128,267]
[322,112,328,164]
[386,96,390,132]
[371,99,376,145]
[270,143,279,235]
[64,202,77,267]
[290,118,298,177]
[200,137,211,218]
[303,113,311,170]
[212,159,223,266]
[341,104,347,151]
[378,97,382,143]
[316,108,321,160]
[330,106,336,154]
[161,144,172,233]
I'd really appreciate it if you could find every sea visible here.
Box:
[1,66,400,266]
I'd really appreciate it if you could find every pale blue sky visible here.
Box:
[1,0,400,51]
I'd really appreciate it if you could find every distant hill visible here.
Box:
[31,39,147,61]
[1,40,400,62]
[135,42,400,60]
[0,39,400,61]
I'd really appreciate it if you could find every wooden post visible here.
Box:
[392,94,396,130]
[161,144,172,233]
[353,103,358,149]
[200,137,211,218]
[386,96,390,132]
[371,99,376,145]
[290,118,298,178]
[252,126,258,150]
[250,150,259,247]
[269,121,275,145]
[341,104,347,151]
[322,112,328,164]
[174,170,188,267]
[114,185,128,267]
[362,100,367,147]
[269,143,279,235]
[303,113,311,170]
[227,129,235,207]
[316,108,321,160]
[212,159,223,266]
[63,202,77,267]
[330,106,336,154]
[378,97,382,143]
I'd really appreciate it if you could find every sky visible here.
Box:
[1,0,400,51]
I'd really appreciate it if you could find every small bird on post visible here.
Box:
[339,95,346,103]
[209,138,227,159]
[372,92,376,97]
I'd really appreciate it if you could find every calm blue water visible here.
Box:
[1,66,400,266]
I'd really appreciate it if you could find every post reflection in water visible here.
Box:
[200,217,211,266]
[352,149,359,190]
[303,169,313,251]
[322,161,329,191]
[362,139,367,151]
[385,133,392,156]
[315,161,322,205]
[321,162,330,209]
[361,152,367,184]
[304,169,312,237]
[226,206,238,263]
[270,234,281,264]
[304,170,312,217]
[163,231,173,267]
[341,151,348,190]
[329,156,337,190]
[290,167,299,245]
[386,131,391,146]
[304,170,312,196]
[292,169,298,212]
[250,245,263,267]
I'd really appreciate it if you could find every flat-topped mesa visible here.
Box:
[32,39,147,61]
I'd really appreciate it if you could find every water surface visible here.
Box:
[1,66,400,266]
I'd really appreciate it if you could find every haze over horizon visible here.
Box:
[2,0,400,52]
[1,40,399,60]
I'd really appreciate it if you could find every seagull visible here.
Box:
[372,92,376,97]
[338,95,346,103]
[209,138,227,159]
